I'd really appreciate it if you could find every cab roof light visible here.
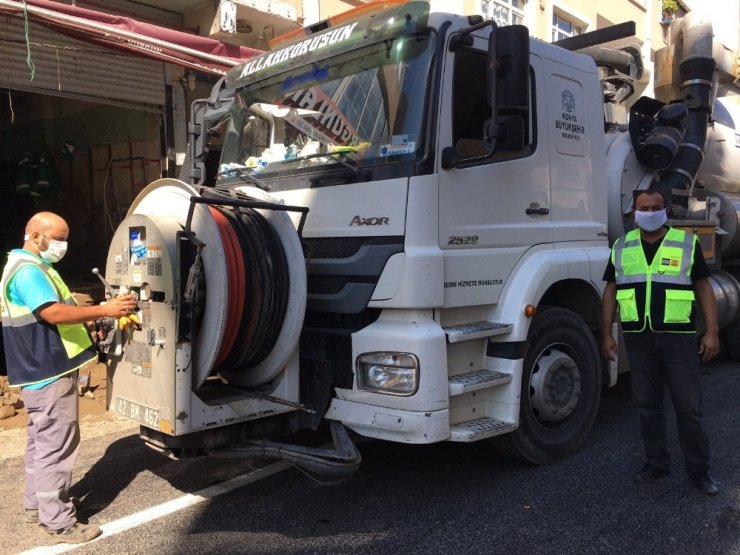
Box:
[268,0,409,50]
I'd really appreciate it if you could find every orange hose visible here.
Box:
[209,207,246,368]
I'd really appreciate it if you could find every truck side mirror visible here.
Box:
[441,146,460,170]
[488,115,525,151]
[443,21,531,169]
[493,25,529,110]
[486,25,529,153]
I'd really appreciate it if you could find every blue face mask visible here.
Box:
[634,208,667,232]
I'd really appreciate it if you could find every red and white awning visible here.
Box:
[0,0,262,75]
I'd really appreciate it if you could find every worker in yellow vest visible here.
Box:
[601,190,720,496]
[0,212,135,544]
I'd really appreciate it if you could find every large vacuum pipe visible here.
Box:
[651,15,717,211]
[577,45,644,104]
[696,270,740,335]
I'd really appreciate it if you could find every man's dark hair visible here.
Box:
[633,188,669,208]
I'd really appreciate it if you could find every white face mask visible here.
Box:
[634,208,667,232]
[25,233,68,263]
[40,239,68,263]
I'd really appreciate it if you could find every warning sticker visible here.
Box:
[379,141,415,156]
[146,246,163,277]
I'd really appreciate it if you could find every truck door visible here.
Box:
[438,39,550,307]
[543,54,608,244]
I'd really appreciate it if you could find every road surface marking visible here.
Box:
[18,461,290,554]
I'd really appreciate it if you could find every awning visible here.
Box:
[0,0,262,75]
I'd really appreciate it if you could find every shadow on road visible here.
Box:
[171,362,739,554]
[70,430,291,521]
[70,434,167,520]
[64,361,739,555]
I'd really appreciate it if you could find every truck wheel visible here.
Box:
[492,307,601,464]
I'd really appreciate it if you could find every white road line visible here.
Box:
[18,461,290,555]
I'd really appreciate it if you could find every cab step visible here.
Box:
[450,417,516,442]
[448,369,512,396]
[443,321,512,343]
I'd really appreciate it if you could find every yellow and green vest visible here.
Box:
[0,251,96,387]
[611,227,697,333]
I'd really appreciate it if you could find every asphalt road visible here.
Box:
[1,359,738,555]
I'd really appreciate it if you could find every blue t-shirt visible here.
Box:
[6,249,62,389]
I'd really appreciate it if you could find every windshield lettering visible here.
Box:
[283,88,360,145]
[240,22,359,79]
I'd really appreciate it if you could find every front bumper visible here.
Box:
[325,398,449,443]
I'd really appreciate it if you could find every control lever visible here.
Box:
[91,268,137,358]
[148,329,165,348]
[92,268,117,298]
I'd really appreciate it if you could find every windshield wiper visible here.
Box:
[217,164,271,191]
[284,150,360,172]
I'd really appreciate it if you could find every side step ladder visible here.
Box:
[443,321,512,343]
[444,322,516,441]
[450,418,517,441]
[448,369,516,441]
[448,368,512,396]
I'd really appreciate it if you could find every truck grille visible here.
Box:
[303,236,403,314]
[305,237,366,259]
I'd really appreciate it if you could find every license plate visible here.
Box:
[115,396,160,429]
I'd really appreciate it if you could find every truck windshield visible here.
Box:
[218,32,435,184]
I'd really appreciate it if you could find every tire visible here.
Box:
[492,307,602,464]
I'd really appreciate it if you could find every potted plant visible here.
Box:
[661,0,678,24]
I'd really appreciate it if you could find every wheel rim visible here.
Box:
[529,344,582,425]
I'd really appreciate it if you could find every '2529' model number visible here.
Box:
[448,235,479,245]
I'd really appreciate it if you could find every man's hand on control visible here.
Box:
[104,294,137,318]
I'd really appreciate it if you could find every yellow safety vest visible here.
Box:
[0,250,96,387]
[611,227,697,333]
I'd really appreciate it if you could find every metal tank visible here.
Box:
[604,101,740,333]
[694,97,740,257]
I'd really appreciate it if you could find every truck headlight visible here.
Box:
[357,352,419,395]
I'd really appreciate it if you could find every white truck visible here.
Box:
[98,1,740,474]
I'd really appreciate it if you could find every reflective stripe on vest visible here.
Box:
[611,228,697,333]
[0,251,96,387]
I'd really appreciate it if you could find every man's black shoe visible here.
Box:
[633,464,669,484]
[689,471,720,496]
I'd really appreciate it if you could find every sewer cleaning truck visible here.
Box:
[97,0,740,474]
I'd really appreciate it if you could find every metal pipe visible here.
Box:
[205,422,362,479]
[695,270,740,335]
[652,14,717,211]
